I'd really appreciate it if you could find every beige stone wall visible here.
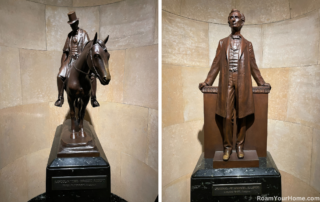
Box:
[162,0,320,201]
[0,0,158,202]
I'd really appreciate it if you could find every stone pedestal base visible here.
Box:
[191,152,282,202]
[58,119,99,157]
[213,150,259,168]
[28,193,127,202]
[46,120,111,202]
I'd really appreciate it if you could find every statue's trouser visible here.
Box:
[56,61,68,105]
[90,73,97,99]
[222,71,247,150]
[57,76,65,98]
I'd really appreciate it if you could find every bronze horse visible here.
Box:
[65,32,111,139]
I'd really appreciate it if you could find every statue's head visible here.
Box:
[89,33,111,86]
[228,9,245,30]
[67,11,79,31]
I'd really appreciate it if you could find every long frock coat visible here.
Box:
[204,34,266,118]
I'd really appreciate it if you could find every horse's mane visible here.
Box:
[84,40,91,48]
[74,39,106,69]
[85,39,106,50]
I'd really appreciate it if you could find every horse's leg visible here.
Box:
[67,95,76,139]
[79,95,90,138]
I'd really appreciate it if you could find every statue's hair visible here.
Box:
[229,9,245,22]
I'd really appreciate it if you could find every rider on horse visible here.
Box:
[55,11,100,108]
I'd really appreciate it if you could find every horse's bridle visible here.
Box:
[88,46,101,79]
[73,42,101,78]
[73,63,89,75]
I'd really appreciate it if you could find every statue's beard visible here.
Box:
[229,25,242,32]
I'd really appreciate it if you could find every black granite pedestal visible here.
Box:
[46,120,112,202]
[191,152,281,202]
[28,192,127,202]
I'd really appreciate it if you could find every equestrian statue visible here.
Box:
[55,11,111,141]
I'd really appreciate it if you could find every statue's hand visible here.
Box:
[199,82,208,90]
[262,83,271,89]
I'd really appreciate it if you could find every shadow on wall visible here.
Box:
[197,125,204,152]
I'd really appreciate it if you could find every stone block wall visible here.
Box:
[162,0,320,201]
[0,0,158,202]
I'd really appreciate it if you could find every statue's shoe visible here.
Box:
[54,97,64,107]
[223,148,232,161]
[91,98,100,107]
[236,145,244,159]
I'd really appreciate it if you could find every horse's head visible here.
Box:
[88,33,111,85]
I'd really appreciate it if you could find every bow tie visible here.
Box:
[232,35,241,39]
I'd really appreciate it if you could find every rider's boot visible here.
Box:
[91,75,100,107]
[54,76,64,107]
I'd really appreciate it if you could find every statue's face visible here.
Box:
[228,12,242,29]
[70,21,79,31]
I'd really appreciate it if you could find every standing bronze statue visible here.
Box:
[55,11,101,108]
[199,9,270,161]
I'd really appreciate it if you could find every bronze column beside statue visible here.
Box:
[199,9,271,161]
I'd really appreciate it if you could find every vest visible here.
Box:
[69,28,85,59]
[229,36,241,72]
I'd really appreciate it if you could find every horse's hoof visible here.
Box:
[54,97,64,107]
[70,132,76,140]
[79,129,86,138]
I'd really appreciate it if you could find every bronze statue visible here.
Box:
[199,9,270,161]
[46,12,112,200]
[56,11,111,140]
[55,11,101,108]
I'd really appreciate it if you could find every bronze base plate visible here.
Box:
[213,150,259,168]
[57,121,99,157]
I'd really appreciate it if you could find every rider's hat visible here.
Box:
[67,11,79,24]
